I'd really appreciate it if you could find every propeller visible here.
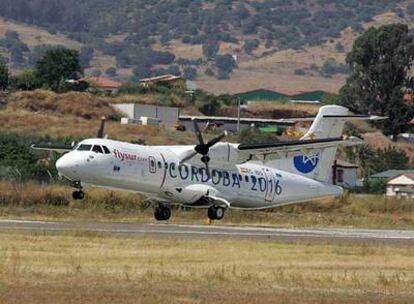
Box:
[96,116,106,138]
[180,119,228,176]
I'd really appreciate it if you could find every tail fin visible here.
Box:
[266,105,363,183]
[298,105,350,182]
[301,105,350,140]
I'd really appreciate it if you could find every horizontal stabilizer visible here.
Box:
[278,114,387,123]
[237,136,363,162]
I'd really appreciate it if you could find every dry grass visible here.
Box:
[0,232,413,303]
[0,107,195,143]
[7,90,120,120]
[1,182,414,230]
[195,70,346,95]
[1,90,197,143]
[0,17,79,49]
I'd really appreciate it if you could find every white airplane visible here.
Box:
[32,105,382,221]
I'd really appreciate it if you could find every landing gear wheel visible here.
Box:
[208,206,225,220]
[72,190,85,200]
[154,206,171,221]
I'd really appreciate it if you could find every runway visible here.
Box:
[0,219,414,244]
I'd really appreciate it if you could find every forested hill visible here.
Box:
[0,0,413,92]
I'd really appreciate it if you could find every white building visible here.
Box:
[329,160,359,189]
[387,173,414,199]
[113,104,180,128]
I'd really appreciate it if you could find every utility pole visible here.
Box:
[236,97,241,137]
[7,51,11,89]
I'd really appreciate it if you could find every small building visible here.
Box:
[139,74,186,89]
[80,76,121,94]
[290,90,331,104]
[330,160,359,188]
[234,89,291,104]
[368,170,414,180]
[234,89,334,104]
[387,173,414,199]
[113,103,180,128]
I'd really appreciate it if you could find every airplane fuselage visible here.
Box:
[57,138,343,210]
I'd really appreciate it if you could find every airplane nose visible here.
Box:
[56,153,80,179]
[56,155,71,173]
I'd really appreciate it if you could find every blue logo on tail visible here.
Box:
[294,154,319,174]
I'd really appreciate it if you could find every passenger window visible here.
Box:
[150,160,155,167]
[157,161,162,169]
[102,146,111,154]
[165,163,168,169]
[77,144,92,151]
[245,176,249,182]
[92,145,103,153]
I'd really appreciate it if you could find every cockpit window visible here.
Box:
[77,144,92,151]
[102,146,111,154]
[92,145,103,154]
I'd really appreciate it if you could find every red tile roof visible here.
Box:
[80,77,121,89]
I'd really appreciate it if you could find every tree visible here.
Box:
[339,24,414,137]
[35,48,82,91]
[243,39,259,55]
[0,61,8,90]
[183,67,197,80]
[11,69,41,90]
[202,39,220,60]
[105,67,117,77]
[215,54,236,79]
[346,144,409,177]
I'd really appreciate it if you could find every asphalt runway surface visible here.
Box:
[0,219,414,245]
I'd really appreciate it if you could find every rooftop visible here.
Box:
[369,170,414,179]
[335,160,358,168]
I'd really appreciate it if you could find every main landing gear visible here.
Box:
[72,190,85,200]
[154,205,171,221]
[208,206,225,220]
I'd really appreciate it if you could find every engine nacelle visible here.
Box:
[174,184,219,204]
[207,143,239,165]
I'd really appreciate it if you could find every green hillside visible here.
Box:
[0,0,413,84]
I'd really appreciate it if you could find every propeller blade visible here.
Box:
[201,155,211,179]
[206,130,228,148]
[192,119,205,145]
[180,150,198,164]
[97,116,106,138]
[202,121,210,133]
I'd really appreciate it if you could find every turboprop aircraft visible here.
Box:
[32,105,383,221]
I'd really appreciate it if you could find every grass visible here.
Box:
[1,89,202,143]
[1,182,414,230]
[0,231,413,303]
[0,17,79,49]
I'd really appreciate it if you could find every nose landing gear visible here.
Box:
[71,181,84,200]
[208,206,225,220]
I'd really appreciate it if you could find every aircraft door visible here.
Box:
[263,168,276,202]
[148,156,156,174]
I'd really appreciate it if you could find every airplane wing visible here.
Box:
[236,136,363,162]
[31,144,74,153]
